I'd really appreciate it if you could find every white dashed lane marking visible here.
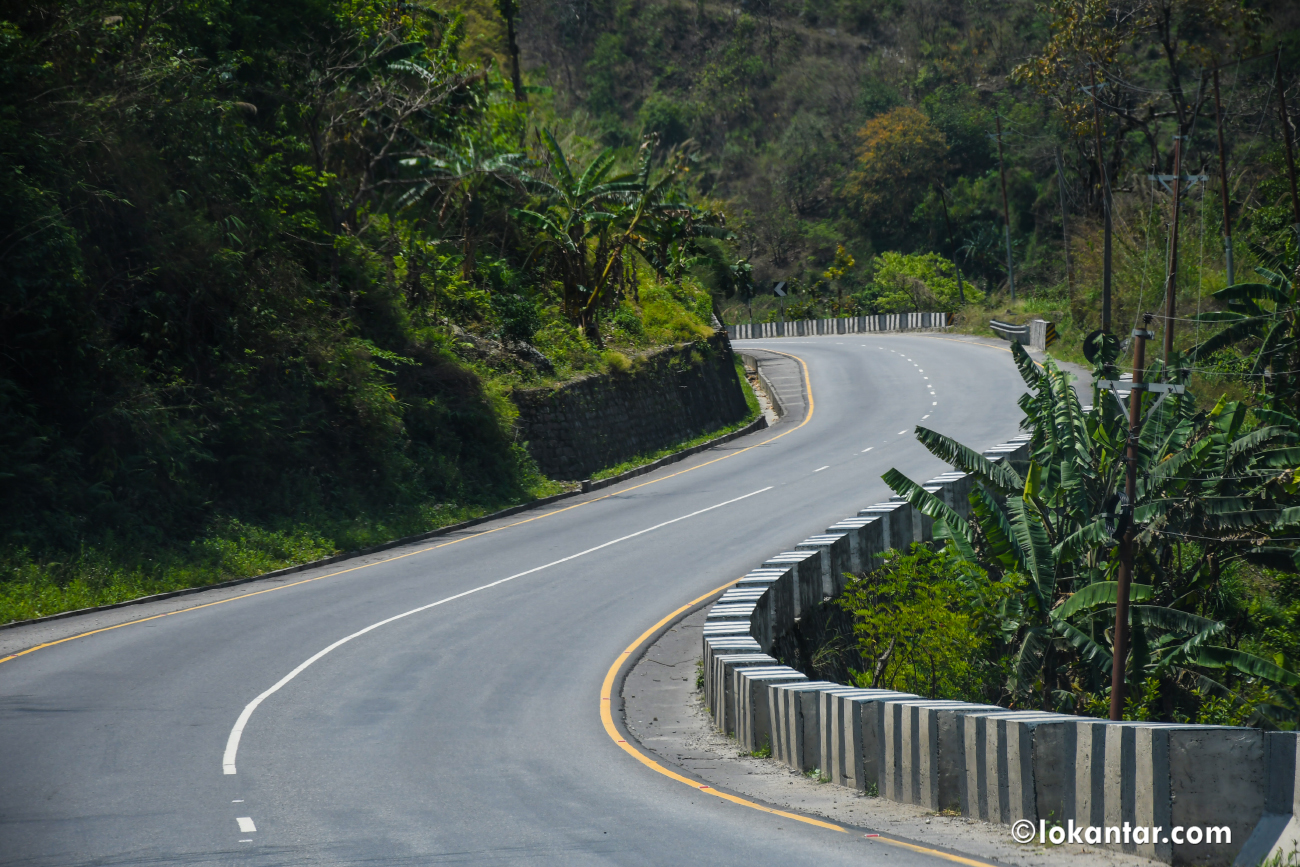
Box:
[862,447,873,453]
[814,466,829,472]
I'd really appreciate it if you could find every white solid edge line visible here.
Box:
[221,485,774,774]
[237,817,256,833]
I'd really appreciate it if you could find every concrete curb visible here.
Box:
[1,410,769,633]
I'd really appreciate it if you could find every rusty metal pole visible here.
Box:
[1212,68,1235,286]
[1111,315,1151,721]
[1090,67,1113,333]
[1163,136,1184,362]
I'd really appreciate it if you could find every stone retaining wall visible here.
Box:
[511,333,749,480]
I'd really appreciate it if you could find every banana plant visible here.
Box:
[1187,226,1300,415]
[883,342,1300,721]
[397,137,527,277]
[511,131,693,340]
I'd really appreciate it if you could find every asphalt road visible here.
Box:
[0,334,1032,866]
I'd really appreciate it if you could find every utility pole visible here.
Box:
[1163,136,1185,362]
[1111,314,1152,721]
[994,113,1016,301]
[936,185,967,304]
[1212,67,1235,286]
[1055,147,1074,300]
[1089,67,1113,333]
[1278,48,1300,226]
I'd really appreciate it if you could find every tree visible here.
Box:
[847,107,948,232]
[495,0,526,102]
[514,132,704,341]
[398,137,526,277]
[869,251,976,313]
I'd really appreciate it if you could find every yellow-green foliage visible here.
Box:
[640,281,715,344]
[840,545,1014,701]
[872,251,981,313]
[601,350,632,373]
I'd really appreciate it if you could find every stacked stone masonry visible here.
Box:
[701,430,1290,867]
[511,333,749,480]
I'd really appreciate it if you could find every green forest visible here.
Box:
[3,0,1300,688]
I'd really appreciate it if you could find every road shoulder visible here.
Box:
[622,605,1156,867]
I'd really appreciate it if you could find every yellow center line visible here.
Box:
[1,351,814,667]
[597,582,999,864]
[597,343,999,865]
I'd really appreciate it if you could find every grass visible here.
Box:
[0,355,758,626]
[588,357,763,481]
[0,489,569,626]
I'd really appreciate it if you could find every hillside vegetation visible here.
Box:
[4,0,1300,633]
[516,0,1298,343]
[0,0,730,621]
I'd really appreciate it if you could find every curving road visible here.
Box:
[1,335,1031,866]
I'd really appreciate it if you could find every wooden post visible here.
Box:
[1090,67,1113,333]
[1111,315,1150,721]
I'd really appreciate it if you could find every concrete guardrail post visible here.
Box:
[712,656,777,734]
[736,667,807,754]
[761,550,822,618]
[1236,732,1300,867]
[701,636,760,710]
[796,533,851,598]
[769,681,839,770]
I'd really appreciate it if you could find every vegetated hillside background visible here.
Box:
[516,0,1299,339]
[0,0,734,620]
[3,0,1300,625]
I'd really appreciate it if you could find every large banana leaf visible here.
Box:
[914,426,1022,492]
[1191,646,1300,688]
[1054,581,1153,619]
[1008,496,1054,607]
[1010,341,1041,388]
[969,486,1024,572]
[1052,619,1113,673]
[882,469,975,547]
[1132,605,1221,635]
[1052,517,1113,564]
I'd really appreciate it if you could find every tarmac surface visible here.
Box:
[1,332,1068,866]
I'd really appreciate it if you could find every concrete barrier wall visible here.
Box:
[726,312,951,340]
[698,429,1281,866]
